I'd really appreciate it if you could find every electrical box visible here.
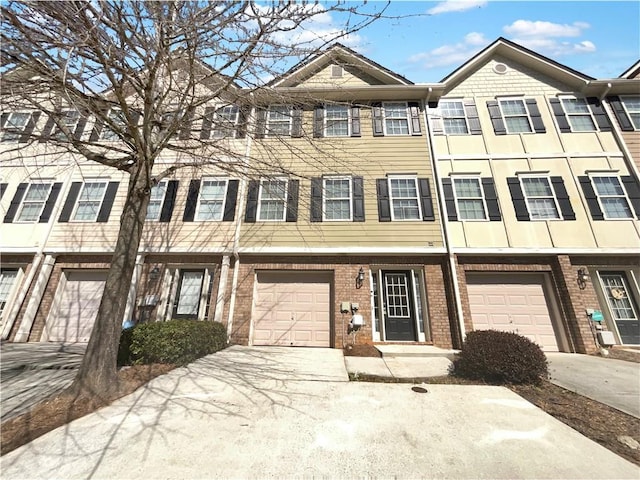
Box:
[340,302,351,313]
[597,331,616,347]
[350,314,364,327]
[351,302,359,311]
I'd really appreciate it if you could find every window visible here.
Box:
[330,64,343,78]
[2,112,31,142]
[266,106,291,136]
[195,178,228,221]
[323,177,352,221]
[325,105,349,137]
[440,100,469,135]
[499,99,532,133]
[73,181,108,221]
[258,178,287,221]
[174,270,204,318]
[16,182,52,222]
[389,177,421,220]
[0,269,18,318]
[520,177,560,220]
[559,97,596,132]
[146,181,168,221]
[452,178,487,220]
[591,176,633,219]
[53,110,80,140]
[598,272,639,345]
[100,109,125,141]
[621,96,640,130]
[211,105,239,138]
[383,102,410,135]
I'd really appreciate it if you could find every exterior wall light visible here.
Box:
[356,267,365,289]
[577,268,589,289]
[149,266,161,281]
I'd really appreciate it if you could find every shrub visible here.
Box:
[117,327,135,366]
[119,320,228,366]
[453,330,548,385]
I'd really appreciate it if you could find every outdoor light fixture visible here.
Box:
[356,267,365,289]
[577,268,589,289]
[149,266,160,280]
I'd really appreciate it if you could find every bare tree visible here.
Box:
[0,0,391,397]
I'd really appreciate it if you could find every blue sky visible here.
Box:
[324,1,640,82]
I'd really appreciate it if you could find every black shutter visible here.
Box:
[550,176,575,220]
[621,176,640,218]
[255,109,266,139]
[525,99,545,133]
[291,107,303,138]
[313,106,324,138]
[441,178,457,221]
[587,97,612,132]
[58,182,82,222]
[183,179,200,222]
[0,183,7,199]
[40,115,56,141]
[427,103,444,136]
[408,102,422,135]
[3,183,27,223]
[507,177,530,221]
[200,107,214,140]
[89,113,104,141]
[96,181,119,222]
[244,180,259,222]
[487,101,506,135]
[18,112,40,143]
[179,107,194,140]
[465,101,482,135]
[223,179,239,221]
[376,178,391,221]
[418,178,434,221]
[607,96,634,131]
[481,178,501,221]
[578,176,604,220]
[0,112,9,128]
[74,112,88,141]
[372,103,384,137]
[351,106,361,137]
[236,106,249,139]
[39,182,62,223]
[286,179,299,222]
[159,180,178,222]
[310,177,322,222]
[549,98,571,133]
[353,176,365,222]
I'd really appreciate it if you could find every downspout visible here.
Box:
[423,88,466,346]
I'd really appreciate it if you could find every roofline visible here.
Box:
[620,60,640,79]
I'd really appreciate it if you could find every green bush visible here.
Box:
[453,330,548,385]
[119,320,228,366]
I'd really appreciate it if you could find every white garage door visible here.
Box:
[253,272,331,347]
[45,271,107,343]
[467,274,559,352]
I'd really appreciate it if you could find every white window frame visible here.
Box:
[257,177,288,222]
[71,180,108,222]
[452,177,488,221]
[324,104,350,137]
[99,108,125,141]
[0,268,20,320]
[440,100,469,135]
[498,98,533,134]
[519,176,561,221]
[15,181,53,223]
[382,102,410,136]
[620,95,640,130]
[145,180,168,221]
[211,105,239,139]
[388,176,422,221]
[597,271,639,345]
[53,110,81,140]
[195,177,228,222]
[322,176,353,221]
[266,106,292,137]
[558,96,597,132]
[2,111,32,143]
[590,175,634,220]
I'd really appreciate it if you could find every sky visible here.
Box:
[317,0,640,83]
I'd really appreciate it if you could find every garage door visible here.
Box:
[253,272,331,347]
[467,274,559,351]
[45,271,107,343]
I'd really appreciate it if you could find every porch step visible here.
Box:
[375,344,459,360]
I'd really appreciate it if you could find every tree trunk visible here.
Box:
[70,162,151,398]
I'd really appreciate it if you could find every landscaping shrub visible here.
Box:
[453,330,548,385]
[117,327,135,366]
[119,320,228,366]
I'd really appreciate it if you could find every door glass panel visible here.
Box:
[600,273,638,321]
[0,270,18,317]
[384,273,410,318]
[372,272,380,333]
[176,271,203,316]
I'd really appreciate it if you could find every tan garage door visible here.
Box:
[467,274,559,352]
[253,272,331,347]
[45,271,107,343]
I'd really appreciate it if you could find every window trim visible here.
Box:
[519,175,562,221]
[620,95,640,131]
[211,104,240,139]
[382,101,411,136]
[15,182,53,223]
[52,110,81,141]
[451,176,488,221]
[589,175,634,220]
[558,96,597,132]
[324,104,351,137]
[99,108,125,142]
[0,268,20,320]
[194,177,229,222]
[440,99,470,135]
[388,176,422,221]
[71,180,109,222]
[145,180,168,221]
[257,177,288,222]
[2,111,32,143]
[322,176,353,222]
[266,106,292,137]
[172,269,205,319]
[498,98,533,134]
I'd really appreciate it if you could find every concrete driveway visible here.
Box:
[547,352,640,418]
[2,345,637,479]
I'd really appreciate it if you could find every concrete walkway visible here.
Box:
[547,352,640,418]
[2,346,638,479]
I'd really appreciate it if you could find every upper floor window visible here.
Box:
[266,106,292,136]
[591,176,633,219]
[520,177,560,219]
[499,99,532,133]
[53,110,81,140]
[372,102,422,137]
[487,98,545,135]
[507,175,575,222]
[16,182,52,222]
[258,178,288,221]
[212,105,239,138]
[2,112,32,143]
[100,109,126,141]
[376,176,434,222]
[440,100,469,135]
[325,105,350,137]
[73,181,108,221]
[621,96,640,129]
[146,181,168,221]
[196,178,228,221]
[558,97,596,132]
[58,180,119,223]
[428,99,481,136]
[323,177,352,221]
[452,178,487,220]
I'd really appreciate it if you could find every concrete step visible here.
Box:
[375,344,459,360]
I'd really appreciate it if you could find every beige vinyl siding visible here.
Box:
[620,131,640,172]
[296,64,385,88]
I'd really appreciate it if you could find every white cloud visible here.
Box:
[427,0,487,15]
[408,32,489,70]
[503,20,596,57]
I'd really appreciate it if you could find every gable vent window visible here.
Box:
[493,63,508,75]
[331,65,343,78]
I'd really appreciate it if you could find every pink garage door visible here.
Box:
[253,272,331,347]
[44,271,107,343]
[466,273,559,352]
